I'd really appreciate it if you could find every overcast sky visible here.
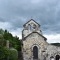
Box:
[0,0,60,43]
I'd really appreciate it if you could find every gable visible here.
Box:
[22,32,48,48]
[23,19,40,27]
[23,32,47,41]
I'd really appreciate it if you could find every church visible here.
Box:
[22,19,60,60]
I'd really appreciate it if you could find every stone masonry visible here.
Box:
[22,19,60,60]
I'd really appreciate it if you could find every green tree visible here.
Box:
[0,29,4,35]
[0,46,10,60]
[0,29,22,60]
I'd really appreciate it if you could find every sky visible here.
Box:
[0,0,60,43]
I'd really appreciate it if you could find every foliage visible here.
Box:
[9,49,18,60]
[0,46,5,60]
[0,29,4,35]
[51,43,60,47]
[0,29,22,60]
[0,46,10,60]
[3,29,22,51]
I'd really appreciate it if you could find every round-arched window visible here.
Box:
[55,55,60,60]
[33,46,38,59]
[50,56,54,60]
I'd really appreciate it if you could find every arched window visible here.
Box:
[28,24,33,30]
[33,46,38,59]
[55,55,60,60]
[28,24,31,30]
[28,24,36,31]
[33,24,36,29]
[50,56,54,60]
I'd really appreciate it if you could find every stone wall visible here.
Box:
[22,19,60,60]
[22,33,48,60]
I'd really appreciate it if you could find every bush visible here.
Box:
[0,46,10,60]
[9,48,18,60]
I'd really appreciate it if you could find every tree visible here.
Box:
[0,29,4,35]
[0,29,22,60]
[0,46,10,60]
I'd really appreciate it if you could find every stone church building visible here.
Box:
[22,19,60,60]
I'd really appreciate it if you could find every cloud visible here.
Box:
[0,22,13,30]
[10,28,22,39]
[44,34,60,43]
[0,0,60,42]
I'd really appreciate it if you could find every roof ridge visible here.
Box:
[22,32,47,41]
[23,19,40,27]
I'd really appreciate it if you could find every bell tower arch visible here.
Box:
[22,19,42,38]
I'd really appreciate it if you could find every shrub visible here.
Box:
[9,48,18,60]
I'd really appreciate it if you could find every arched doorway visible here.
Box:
[33,46,38,59]
[50,56,54,60]
[55,55,60,60]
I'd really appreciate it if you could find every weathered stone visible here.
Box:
[22,19,60,60]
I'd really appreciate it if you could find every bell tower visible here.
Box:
[22,19,42,38]
[22,19,47,60]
